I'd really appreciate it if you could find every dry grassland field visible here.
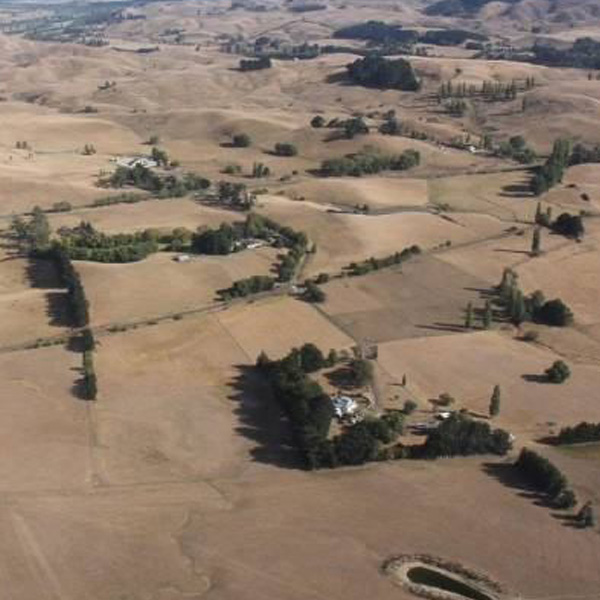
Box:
[2,0,600,598]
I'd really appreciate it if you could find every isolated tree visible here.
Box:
[274,142,298,157]
[482,300,493,329]
[531,227,541,256]
[403,399,417,414]
[402,374,407,387]
[311,115,325,128]
[489,385,501,417]
[510,289,527,326]
[545,360,571,384]
[465,301,473,329]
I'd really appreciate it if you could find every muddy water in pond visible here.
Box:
[407,567,494,600]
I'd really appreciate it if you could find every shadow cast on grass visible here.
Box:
[482,462,579,524]
[228,364,303,470]
[522,373,550,384]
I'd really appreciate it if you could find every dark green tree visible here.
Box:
[489,385,501,417]
[545,360,571,383]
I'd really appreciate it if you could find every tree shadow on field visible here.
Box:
[499,182,534,198]
[522,373,550,384]
[415,322,465,333]
[228,365,303,470]
[25,258,74,328]
[482,462,576,522]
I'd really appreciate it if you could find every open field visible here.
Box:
[216,295,355,360]
[378,330,600,439]
[321,255,490,342]
[3,0,600,597]
[0,345,88,492]
[79,247,279,327]
[257,194,508,276]
[48,197,238,234]
[0,253,70,346]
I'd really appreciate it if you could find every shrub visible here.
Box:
[273,142,298,157]
[232,133,251,148]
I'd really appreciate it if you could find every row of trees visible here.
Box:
[515,448,577,510]
[223,275,275,299]
[555,421,600,445]
[320,148,421,177]
[50,247,97,400]
[345,246,422,276]
[531,139,572,196]
[438,79,533,102]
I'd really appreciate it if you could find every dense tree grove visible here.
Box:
[333,21,486,47]
[415,414,511,458]
[346,55,420,91]
[104,164,210,197]
[320,148,420,177]
[515,448,577,508]
[216,181,255,210]
[532,37,600,69]
[256,345,405,469]
[556,421,600,445]
[226,275,276,298]
[239,56,272,71]
[56,222,159,263]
